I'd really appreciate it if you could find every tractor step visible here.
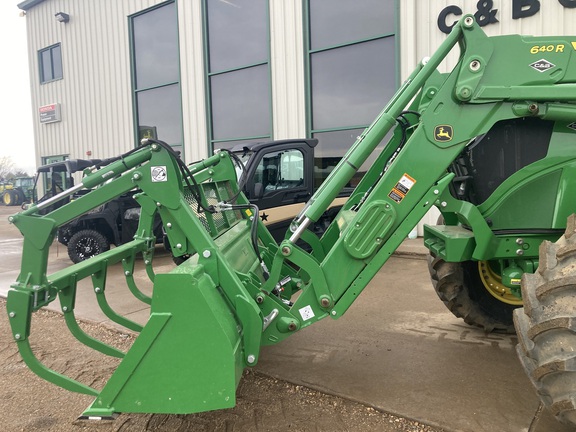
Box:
[423,224,475,262]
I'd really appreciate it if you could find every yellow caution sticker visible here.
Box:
[245,209,253,217]
[572,42,576,51]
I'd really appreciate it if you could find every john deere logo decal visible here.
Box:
[434,125,453,142]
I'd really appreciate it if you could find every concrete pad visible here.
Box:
[394,237,428,258]
[0,205,572,432]
[257,256,573,432]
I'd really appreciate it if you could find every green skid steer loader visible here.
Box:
[6,15,576,427]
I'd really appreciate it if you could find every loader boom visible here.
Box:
[6,15,576,418]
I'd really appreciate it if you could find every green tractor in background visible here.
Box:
[0,176,34,206]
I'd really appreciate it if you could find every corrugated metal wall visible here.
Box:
[270,0,306,140]
[25,0,306,165]
[25,0,209,166]
[177,0,208,162]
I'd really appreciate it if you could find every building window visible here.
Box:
[204,0,271,150]
[306,0,397,187]
[39,44,63,83]
[130,1,183,154]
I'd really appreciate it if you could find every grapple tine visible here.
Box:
[58,278,125,359]
[7,289,99,396]
[143,249,156,283]
[122,253,152,305]
[91,268,144,333]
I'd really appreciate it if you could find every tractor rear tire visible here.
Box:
[427,255,519,333]
[67,229,110,263]
[14,189,26,206]
[3,190,19,206]
[513,215,576,427]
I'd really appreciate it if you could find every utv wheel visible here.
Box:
[67,229,110,263]
[427,255,521,333]
[514,214,576,428]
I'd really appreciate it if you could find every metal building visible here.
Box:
[17,0,576,231]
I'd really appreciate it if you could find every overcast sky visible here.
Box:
[0,1,36,174]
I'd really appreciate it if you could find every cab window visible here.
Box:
[255,149,304,196]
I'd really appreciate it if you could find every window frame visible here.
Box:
[38,43,63,84]
[128,0,184,154]
[40,154,69,197]
[303,0,400,188]
[202,0,273,152]
[303,0,400,138]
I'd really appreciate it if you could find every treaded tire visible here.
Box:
[514,214,576,427]
[427,255,518,333]
[67,229,110,263]
[3,190,19,206]
[15,189,26,206]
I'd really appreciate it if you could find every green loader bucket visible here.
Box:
[83,268,243,417]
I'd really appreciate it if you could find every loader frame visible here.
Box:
[6,15,576,417]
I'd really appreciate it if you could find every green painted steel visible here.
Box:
[6,15,576,418]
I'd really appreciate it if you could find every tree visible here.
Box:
[12,169,31,178]
[0,156,15,181]
[0,157,31,182]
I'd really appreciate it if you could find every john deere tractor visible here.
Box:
[6,16,576,428]
[0,176,34,206]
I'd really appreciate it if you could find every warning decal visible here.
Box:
[388,189,404,203]
[151,166,168,182]
[299,305,315,321]
[389,174,416,204]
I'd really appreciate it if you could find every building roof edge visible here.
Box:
[18,0,47,11]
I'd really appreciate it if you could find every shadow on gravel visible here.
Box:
[0,299,444,432]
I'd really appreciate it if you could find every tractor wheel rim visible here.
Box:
[478,261,523,305]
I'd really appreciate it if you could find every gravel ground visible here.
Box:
[0,298,446,432]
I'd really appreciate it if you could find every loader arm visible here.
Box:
[6,15,576,418]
